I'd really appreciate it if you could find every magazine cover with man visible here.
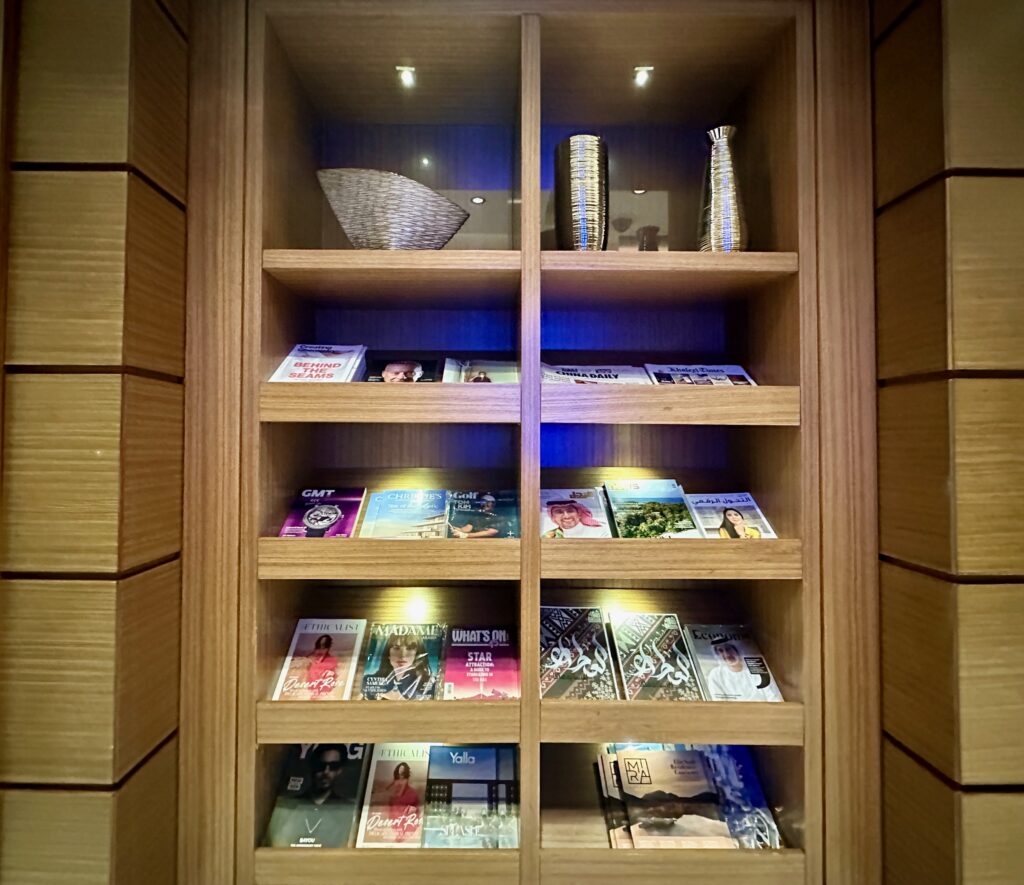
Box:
[539,488,613,538]
[263,743,369,848]
[446,490,519,539]
[356,743,433,848]
[361,622,447,701]
[683,625,784,702]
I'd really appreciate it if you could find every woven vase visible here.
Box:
[317,168,469,250]
[555,134,609,251]
[698,126,748,252]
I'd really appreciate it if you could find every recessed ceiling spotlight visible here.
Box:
[420,156,431,167]
[633,65,654,87]
[471,196,486,205]
[632,188,647,195]
[396,65,416,88]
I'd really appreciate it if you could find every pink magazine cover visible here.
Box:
[442,627,520,700]
[278,488,366,538]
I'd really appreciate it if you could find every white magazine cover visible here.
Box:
[683,625,784,702]
[644,364,756,386]
[542,363,653,384]
[270,344,367,382]
[684,492,777,539]
[271,618,367,701]
[441,358,520,383]
[539,488,613,538]
[355,743,434,848]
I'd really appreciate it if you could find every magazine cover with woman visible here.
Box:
[356,743,433,848]
[272,618,367,701]
[361,623,447,700]
[684,492,777,539]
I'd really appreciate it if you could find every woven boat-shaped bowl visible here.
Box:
[317,168,470,250]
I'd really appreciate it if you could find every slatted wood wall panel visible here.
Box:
[0,1,187,881]
[875,1,1024,880]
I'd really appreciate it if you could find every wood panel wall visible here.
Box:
[0,1,187,881]
[874,0,1024,880]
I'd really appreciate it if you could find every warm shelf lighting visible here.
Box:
[471,196,486,205]
[420,156,431,167]
[632,188,647,195]
[396,65,416,88]
[633,65,654,87]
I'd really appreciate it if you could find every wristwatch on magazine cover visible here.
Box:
[302,504,342,538]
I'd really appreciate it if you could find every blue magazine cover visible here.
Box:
[690,745,782,849]
[359,490,448,539]
[423,745,519,848]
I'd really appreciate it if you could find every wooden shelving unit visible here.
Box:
[231,3,827,884]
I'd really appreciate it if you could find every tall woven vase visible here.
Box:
[698,125,747,252]
[555,134,608,251]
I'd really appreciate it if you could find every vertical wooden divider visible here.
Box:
[518,13,542,884]
[179,1,246,884]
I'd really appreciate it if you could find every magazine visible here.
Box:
[361,623,447,701]
[356,744,433,848]
[364,353,442,382]
[442,626,520,700]
[446,490,519,539]
[423,745,520,848]
[272,619,367,701]
[604,479,702,539]
[264,743,369,848]
[269,344,367,383]
[692,745,783,848]
[278,488,366,539]
[685,492,777,539]
[539,606,619,699]
[644,364,756,386]
[539,488,613,538]
[359,490,448,539]
[442,358,520,384]
[609,612,705,701]
[683,625,784,702]
[614,747,737,848]
[542,363,653,384]
[597,752,634,849]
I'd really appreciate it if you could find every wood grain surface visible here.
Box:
[542,385,800,425]
[254,848,519,885]
[540,250,798,306]
[260,381,521,423]
[257,700,520,744]
[540,699,804,745]
[178,0,244,882]
[262,249,521,305]
[541,538,802,580]
[540,848,806,884]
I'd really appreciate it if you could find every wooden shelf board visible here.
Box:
[541,539,802,580]
[254,848,519,885]
[262,249,521,306]
[257,538,521,580]
[260,382,521,423]
[541,385,800,425]
[257,700,520,744]
[539,848,805,883]
[541,251,798,306]
[540,700,804,746]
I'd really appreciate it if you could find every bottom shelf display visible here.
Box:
[263,742,519,850]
